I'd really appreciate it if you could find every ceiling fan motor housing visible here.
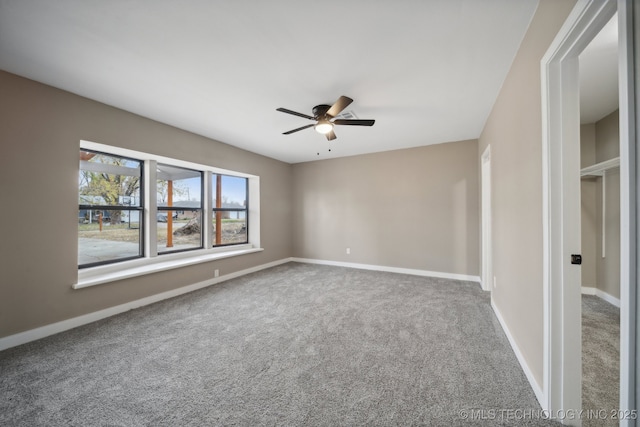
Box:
[312,104,331,119]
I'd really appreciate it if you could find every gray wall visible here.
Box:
[291,140,480,277]
[0,70,293,338]
[478,0,576,388]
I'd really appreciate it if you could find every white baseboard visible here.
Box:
[291,257,481,283]
[491,300,545,408]
[581,286,621,308]
[0,258,292,352]
[1,257,478,352]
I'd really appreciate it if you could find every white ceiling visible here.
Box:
[0,1,556,163]
[579,13,619,125]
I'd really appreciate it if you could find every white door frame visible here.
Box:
[481,145,492,292]
[617,1,639,423]
[542,0,638,424]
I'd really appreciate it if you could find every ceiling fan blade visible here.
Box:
[283,124,314,135]
[276,108,314,120]
[325,129,337,141]
[326,96,353,117]
[333,119,375,126]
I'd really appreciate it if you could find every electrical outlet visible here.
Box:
[214,269,219,278]
[493,276,497,289]
[346,247,351,255]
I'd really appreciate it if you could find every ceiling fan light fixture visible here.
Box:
[314,120,333,135]
[277,96,374,140]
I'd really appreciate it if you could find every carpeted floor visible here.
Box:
[0,262,559,426]
[582,295,620,427]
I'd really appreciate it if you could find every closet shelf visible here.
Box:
[580,157,620,177]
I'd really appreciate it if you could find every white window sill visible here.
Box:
[75,245,264,289]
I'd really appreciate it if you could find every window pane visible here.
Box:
[157,209,202,253]
[78,209,141,266]
[157,164,202,254]
[212,211,247,246]
[211,174,248,247]
[212,174,247,209]
[157,164,202,208]
[79,151,141,207]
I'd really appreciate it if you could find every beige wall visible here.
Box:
[595,110,620,299]
[477,0,576,388]
[0,70,293,338]
[291,140,479,276]
[596,110,620,162]
[581,124,598,288]
[580,110,620,299]
[597,168,620,298]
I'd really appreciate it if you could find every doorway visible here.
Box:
[579,13,621,422]
[542,0,638,423]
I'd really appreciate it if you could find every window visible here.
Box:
[212,174,248,246]
[77,141,260,279]
[78,150,144,268]
[157,164,203,254]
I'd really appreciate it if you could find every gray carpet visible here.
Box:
[1,262,558,426]
[582,295,620,427]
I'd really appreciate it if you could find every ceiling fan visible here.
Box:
[276,95,375,141]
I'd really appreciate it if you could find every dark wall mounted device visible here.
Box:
[571,254,582,265]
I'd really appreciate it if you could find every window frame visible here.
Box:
[212,174,249,248]
[78,149,145,269]
[156,164,204,255]
[76,140,262,289]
